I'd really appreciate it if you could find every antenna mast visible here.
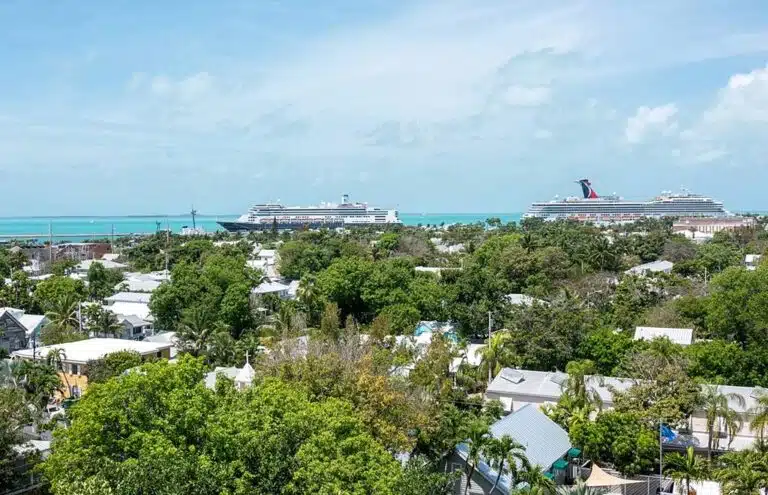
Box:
[190,206,198,229]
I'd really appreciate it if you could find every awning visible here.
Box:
[552,459,569,470]
[585,464,642,487]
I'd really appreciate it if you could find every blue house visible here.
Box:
[447,405,580,494]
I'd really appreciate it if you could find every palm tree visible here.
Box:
[587,237,616,271]
[557,481,597,495]
[664,447,705,495]
[483,435,528,494]
[520,465,556,495]
[177,306,221,358]
[87,308,124,338]
[46,348,70,396]
[749,393,768,445]
[463,420,491,495]
[297,275,318,320]
[562,360,603,411]
[701,385,746,460]
[716,450,768,495]
[44,293,81,333]
[723,407,744,450]
[479,330,515,383]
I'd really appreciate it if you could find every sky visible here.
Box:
[1,0,767,215]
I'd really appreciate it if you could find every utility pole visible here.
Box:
[48,221,53,268]
[659,419,664,493]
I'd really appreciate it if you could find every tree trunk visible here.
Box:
[464,465,475,495]
[489,460,504,494]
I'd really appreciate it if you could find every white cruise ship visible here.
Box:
[524,180,729,224]
[219,195,401,232]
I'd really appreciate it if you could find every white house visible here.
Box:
[505,293,547,306]
[104,292,152,321]
[746,254,762,271]
[625,260,674,276]
[486,367,766,452]
[75,259,128,274]
[634,326,694,346]
[252,281,291,299]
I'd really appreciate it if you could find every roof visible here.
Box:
[487,368,632,406]
[746,254,762,263]
[625,260,674,275]
[488,368,765,415]
[119,315,151,327]
[255,249,276,258]
[252,281,290,294]
[18,314,47,335]
[634,326,693,346]
[451,343,486,372]
[118,279,163,293]
[490,404,571,470]
[101,253,121,261]
[106,292,152,304]
[77,259,128,271]
[204,367,240,389]
[505,293,546,306]
[107,302,151,320]
[12,338,171,364]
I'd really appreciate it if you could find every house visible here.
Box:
[105,292,153,320]
[486,367,767,453]
[451,343,486,373]
[672,216,757,235]
[0,308,29,353]
[624,260,674,276]
[0,308,49,349]
[252,281,291,299]
[204,357,255,391]
[144,332,179,359]
[101,253,121,262]
[446,405,578,494]
[634,326,693,346]
[254,249,277,265]
[117,272,165,293]
[12,338,172,398]
[117,315,153,340]
[746,254,762,271]
[505,294,547,306]
[75,259,128,274]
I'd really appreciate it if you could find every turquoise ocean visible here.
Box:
[0,213,523,242]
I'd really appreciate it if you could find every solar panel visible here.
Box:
[501,369,525,384]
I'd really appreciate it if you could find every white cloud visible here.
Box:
[703,64,768,124]
[503,86,551,106]
[625,104,678,144]
[677,65,768,165]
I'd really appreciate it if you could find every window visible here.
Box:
[156,351,162,358]
[70,385,81,398]
[69,363,79,375]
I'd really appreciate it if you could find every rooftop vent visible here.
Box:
[550,372,568,386]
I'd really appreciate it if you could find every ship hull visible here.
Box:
[218,220,400,232]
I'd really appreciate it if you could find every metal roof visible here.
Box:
[490,404,572,471]
[106,292,152,304]
[12,338,171,364]
[625,260,674,275]
[634,326,693,346]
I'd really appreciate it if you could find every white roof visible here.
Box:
[108,302,151,320]
[488,368,765,415]
[252,281,289,295]
[634,326,693,346]
[101,253,121,261]
[256,249,276,258]
[505,293,546,306]
[246,259,268,270]
[117,279,162,293]
[118,315,151,327]
[0,307,25,320]
[204,367,239,389]
[451,343,486,372]
[625,260,674,275]
[77,259,128,271]
[106,292,152,304]
[746,254,762,263]
[487,368,632,406]
[19,314,47,335]
[235,362,255,386]
[12,338,171,364]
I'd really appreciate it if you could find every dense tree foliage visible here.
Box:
[85,350,143,384]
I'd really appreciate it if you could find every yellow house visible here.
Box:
[12,338,172,398]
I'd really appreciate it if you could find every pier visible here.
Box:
[0,232,156,240]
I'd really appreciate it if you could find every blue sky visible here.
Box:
[1,0,767,215]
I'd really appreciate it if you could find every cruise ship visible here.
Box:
[524,180,729,224]
[218,195,401,232]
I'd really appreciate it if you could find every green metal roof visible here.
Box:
[552,459,568,470]
[567,448,582,458]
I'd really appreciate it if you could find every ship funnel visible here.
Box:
[342,194,349,204]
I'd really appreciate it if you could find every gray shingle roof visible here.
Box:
[490,404,571,470]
